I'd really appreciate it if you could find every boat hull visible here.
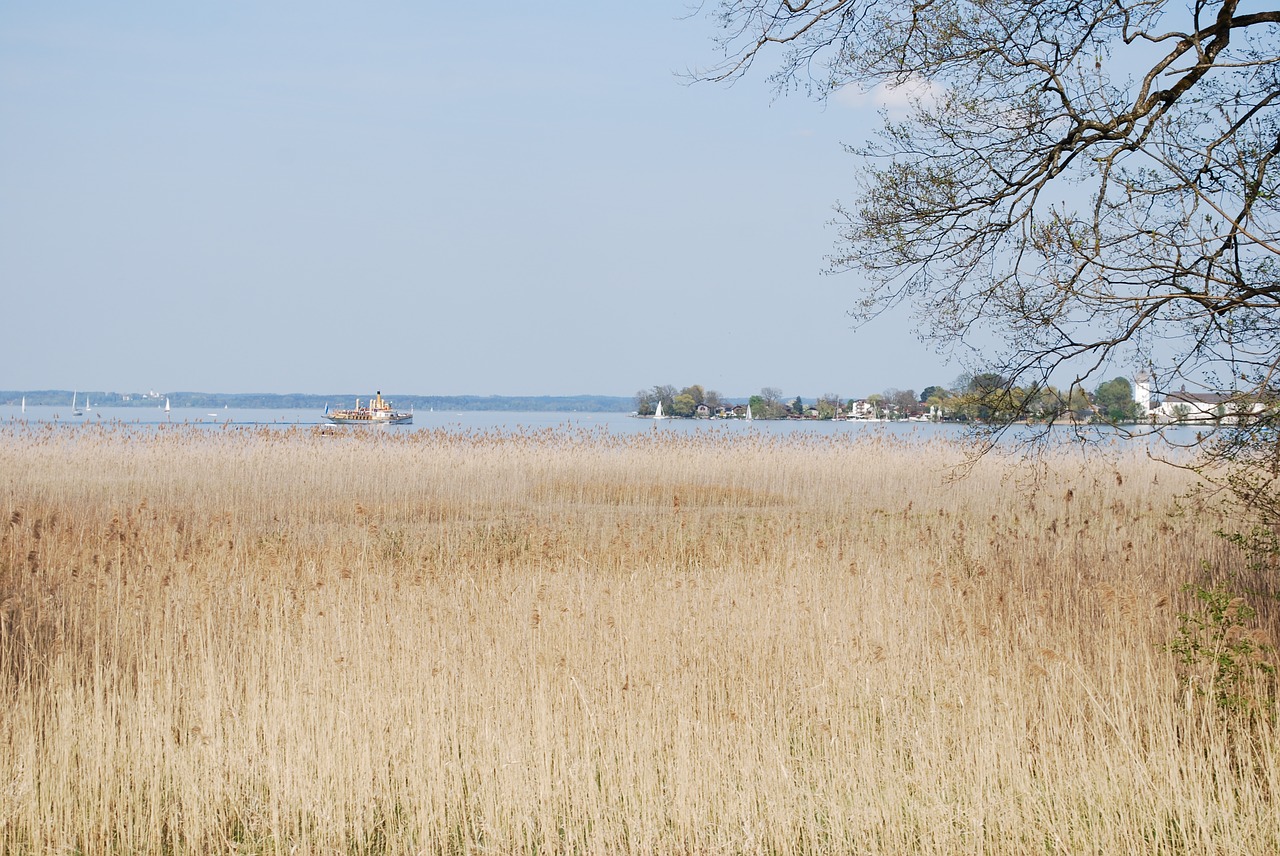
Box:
[324,413,412,425]
[324,391,411,425]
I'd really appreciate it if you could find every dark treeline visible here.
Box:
[636,375,1147,422]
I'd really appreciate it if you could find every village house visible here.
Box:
[1148,386,1263,423]
[848,399,877,420]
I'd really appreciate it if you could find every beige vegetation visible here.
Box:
[1,422,1276,854]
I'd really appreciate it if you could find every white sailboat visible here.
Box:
[744,401,753,421]
[653,400,667,420]
[72,391,83,416]
[20,396,25,414]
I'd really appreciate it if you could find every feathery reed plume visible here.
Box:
[0,423,1273,853]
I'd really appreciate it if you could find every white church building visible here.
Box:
[1136,373,1263,423]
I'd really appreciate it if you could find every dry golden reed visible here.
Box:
[1,421,1277,854]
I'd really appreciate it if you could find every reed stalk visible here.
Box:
[1,423,1275,853]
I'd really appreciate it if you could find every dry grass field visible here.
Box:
[1,422,1277,854]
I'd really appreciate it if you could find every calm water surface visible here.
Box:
[0,404,1199,449]
[2,404,967,437]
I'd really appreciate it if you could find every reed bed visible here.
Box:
[1,421,1276,854]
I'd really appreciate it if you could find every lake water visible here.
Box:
[0,404,1204,452]
[0,404,966,438]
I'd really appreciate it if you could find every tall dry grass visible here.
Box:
[1,422,1276,854]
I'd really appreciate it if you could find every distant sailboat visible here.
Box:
[72,391,83,417]
[85,396,91,412]
[164,398,171,419]
[21,396,25,414]
[653,400,667,420]
[744,401,753,422]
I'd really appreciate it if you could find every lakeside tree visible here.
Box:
[1093,377,1142,423]
[921,386,954,419]
[672,393,698,418]
[817,393,843,419]
[653,385,677,417]
[680,385,707,409]
[949,373,1026,423]
[919,387,947,406]
[697,0,1280,507]
[1028,384,1095,423]
[759,387,787,418]
[887,388,919,418]
[636,383,728,417]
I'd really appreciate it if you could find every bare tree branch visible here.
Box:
[695,0,1280,508]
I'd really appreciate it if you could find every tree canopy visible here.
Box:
[697,0,1280,499]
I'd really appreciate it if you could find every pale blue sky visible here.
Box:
[1,1,946,399]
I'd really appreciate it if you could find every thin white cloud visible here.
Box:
[834,74,944,116]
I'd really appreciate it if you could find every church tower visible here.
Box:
[1133,371,1152,414]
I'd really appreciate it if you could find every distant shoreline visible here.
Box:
[1,390,637,413]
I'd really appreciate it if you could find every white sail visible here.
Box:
[653,401,666,419]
